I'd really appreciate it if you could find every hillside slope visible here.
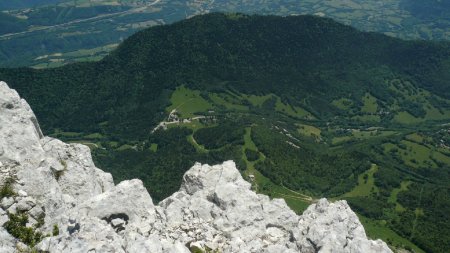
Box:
[1,13,450,138]
[1,13,450,252]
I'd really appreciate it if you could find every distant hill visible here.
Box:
[1,14,450,253]
[0,0,65,10]
[0,0,450,68]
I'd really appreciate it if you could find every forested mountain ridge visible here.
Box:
[1,13,450,138]
[1,13,450,253]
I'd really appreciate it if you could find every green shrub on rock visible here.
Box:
[4,213,43,247]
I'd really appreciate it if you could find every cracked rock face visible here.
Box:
[0,81,392,253]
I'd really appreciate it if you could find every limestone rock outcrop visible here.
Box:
[0,81,392,253]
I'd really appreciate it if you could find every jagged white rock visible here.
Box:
[0,81,392,253]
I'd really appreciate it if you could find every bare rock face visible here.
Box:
[0,81,44,169]
[0,81,392,253]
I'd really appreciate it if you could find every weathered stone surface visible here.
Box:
[0,208,8,227]
[16,196,36,212]
[0,197,14,209]
[0,227,15,253]
[0,81,44,170]
[0,81,392,253]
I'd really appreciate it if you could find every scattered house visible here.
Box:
[167,109,180,122]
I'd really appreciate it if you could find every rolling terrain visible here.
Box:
[0,0,449,67]
[1,13,450,252]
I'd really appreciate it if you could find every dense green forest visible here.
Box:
[1,13,450,252]
[252,125,371,196]
[194,123,244,150]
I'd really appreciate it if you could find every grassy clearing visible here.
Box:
[242,94,272,107]
[352,115,381,122]
[32,44,118,68]
[117,144,133,151]
[167,86,213,118]
[274,98,293,115]
[388,181,411,212]
[353,130,396,139]
[187,134,208,153]
[51,130,82,138]
[245,164,312,214]
[401,140,434,168]
[108,141,119,148]
[332,98,353,110]
[243,127,258,151]
[332,130,396,145]
[167,87,316,120]
[388,79,450,122]
[67,140,100,149]
[343,164,379,198]
[63,43,118,57]
[432,151,450,165]
[358,215,425,253]
[149,143,158,152]
[405,133,424,143]
[83,143,99,149]
[424,104,446,120]
[438,146,450,156]
[166,120,207,131]
[84,133,103,139]
[394,112,423,124]
[361,93,378,113]
[275,97,311,118]
[32,63,51,69]
[297,124,321,138]
[383,140,450,169]
[424,106,450,121]
[33,61,66,69]
[332,136,353,145]
[383,141,430,169]
[209,93,248,111]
